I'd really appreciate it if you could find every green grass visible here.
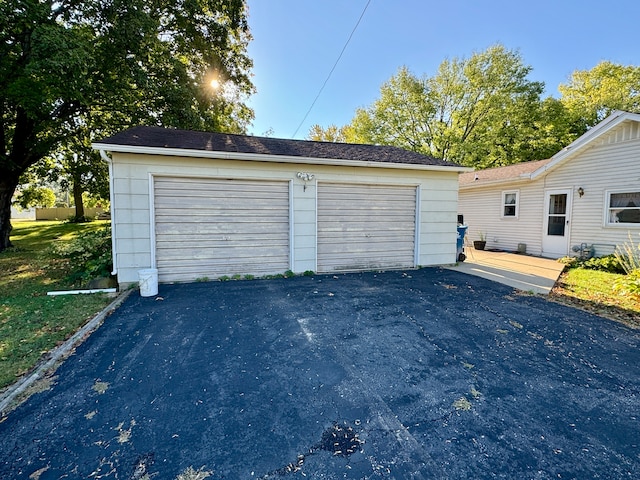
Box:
[0,220,113,390]
[552,267,640,327]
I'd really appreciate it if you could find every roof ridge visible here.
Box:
[96,125,464,168]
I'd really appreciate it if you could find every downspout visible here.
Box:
[100,149,118,276]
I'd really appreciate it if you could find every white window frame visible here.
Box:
[605,189,640,227]
[501,190,519,219]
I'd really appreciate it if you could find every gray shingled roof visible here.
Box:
[459,159,552,186]
[98,126,460,168]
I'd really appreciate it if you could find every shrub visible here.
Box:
[560,254,624,273]
[613,234,640,298]
[614,270,640,299]
[50,226,112,284]
[580,254,625,274]
[615,234,640,274]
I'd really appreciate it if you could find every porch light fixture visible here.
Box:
[297,172,315,191]
[577,187,584,197]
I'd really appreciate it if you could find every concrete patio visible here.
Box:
[446,248,566,294]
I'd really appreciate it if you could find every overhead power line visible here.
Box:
[291,0,372,139]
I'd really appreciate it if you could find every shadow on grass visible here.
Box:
[548,290,640,329]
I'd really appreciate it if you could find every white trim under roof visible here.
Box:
[92,143,472,174]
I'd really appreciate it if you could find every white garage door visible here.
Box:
[154,177,290,282]
[317,183,417,272]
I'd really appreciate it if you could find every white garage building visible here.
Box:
[93,126,469,286]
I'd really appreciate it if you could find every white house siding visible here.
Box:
[459,120,640,258]
[458,181,545,255]
[539,124,640,256]
[109,152,461,285]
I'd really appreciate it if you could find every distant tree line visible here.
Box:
[308,45,640,169]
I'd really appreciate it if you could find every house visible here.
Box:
[458,110,640,258]
[93,126,470,286]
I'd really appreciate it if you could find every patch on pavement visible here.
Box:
[262,421,364,477]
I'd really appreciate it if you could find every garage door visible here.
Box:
[154,177,290,282]
[317,183,417,272]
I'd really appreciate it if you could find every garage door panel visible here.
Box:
[156,244,289,259]
[318,219,416,231]
[154,177,290,282]
[155,197,290,210]
[155,215,288,230]
[154,234,289,247]
[317,183,417,272]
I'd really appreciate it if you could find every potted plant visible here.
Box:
[473,232,487,250]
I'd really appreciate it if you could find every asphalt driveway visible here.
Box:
[1,268,639,479]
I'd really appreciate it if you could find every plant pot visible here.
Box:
[473,240,486,250]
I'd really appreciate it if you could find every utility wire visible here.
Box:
[291,0,372,139]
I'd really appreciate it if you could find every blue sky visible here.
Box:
[245,0,640,139]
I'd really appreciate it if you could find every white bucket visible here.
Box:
[138,268,158,297]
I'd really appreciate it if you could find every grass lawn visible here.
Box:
[551,267,640,328]
[0,220,114,391]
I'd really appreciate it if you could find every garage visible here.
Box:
[317,183,417,272]
[93,126,469,287]
[153,176,290,283]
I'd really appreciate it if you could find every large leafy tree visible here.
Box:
[0,0,254,251]
[333,45,575,168]
[559,61,640,128]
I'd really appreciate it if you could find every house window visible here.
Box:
[502,191,519,218]
[607,191,640,225]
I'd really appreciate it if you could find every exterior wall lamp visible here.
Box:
[297,172,315,191]
[578,187,584,197]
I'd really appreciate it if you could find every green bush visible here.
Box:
[50,226,112,284]
[562,254,624,273]
[613,234,640,298]
[580,254,625,274]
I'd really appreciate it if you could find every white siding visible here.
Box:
[459,120,640,257]
[110,153,461,285]
[458,181,544,255]
[542,129,640,256]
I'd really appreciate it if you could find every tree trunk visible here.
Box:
[72,177,85,221]
[0,175,19,251]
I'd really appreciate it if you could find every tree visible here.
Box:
[347,45,574,167]
[0,0,254,251]
[14,185,56,209]
[307,124,351,142]
[559,61,640,128]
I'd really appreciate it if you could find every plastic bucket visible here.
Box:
[138,268,158,297]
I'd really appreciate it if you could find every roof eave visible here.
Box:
[459,176,531,190]
[92,143,473,173]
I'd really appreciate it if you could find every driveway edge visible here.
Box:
[0,288,135,416]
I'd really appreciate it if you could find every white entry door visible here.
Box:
[542,189,571,258]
